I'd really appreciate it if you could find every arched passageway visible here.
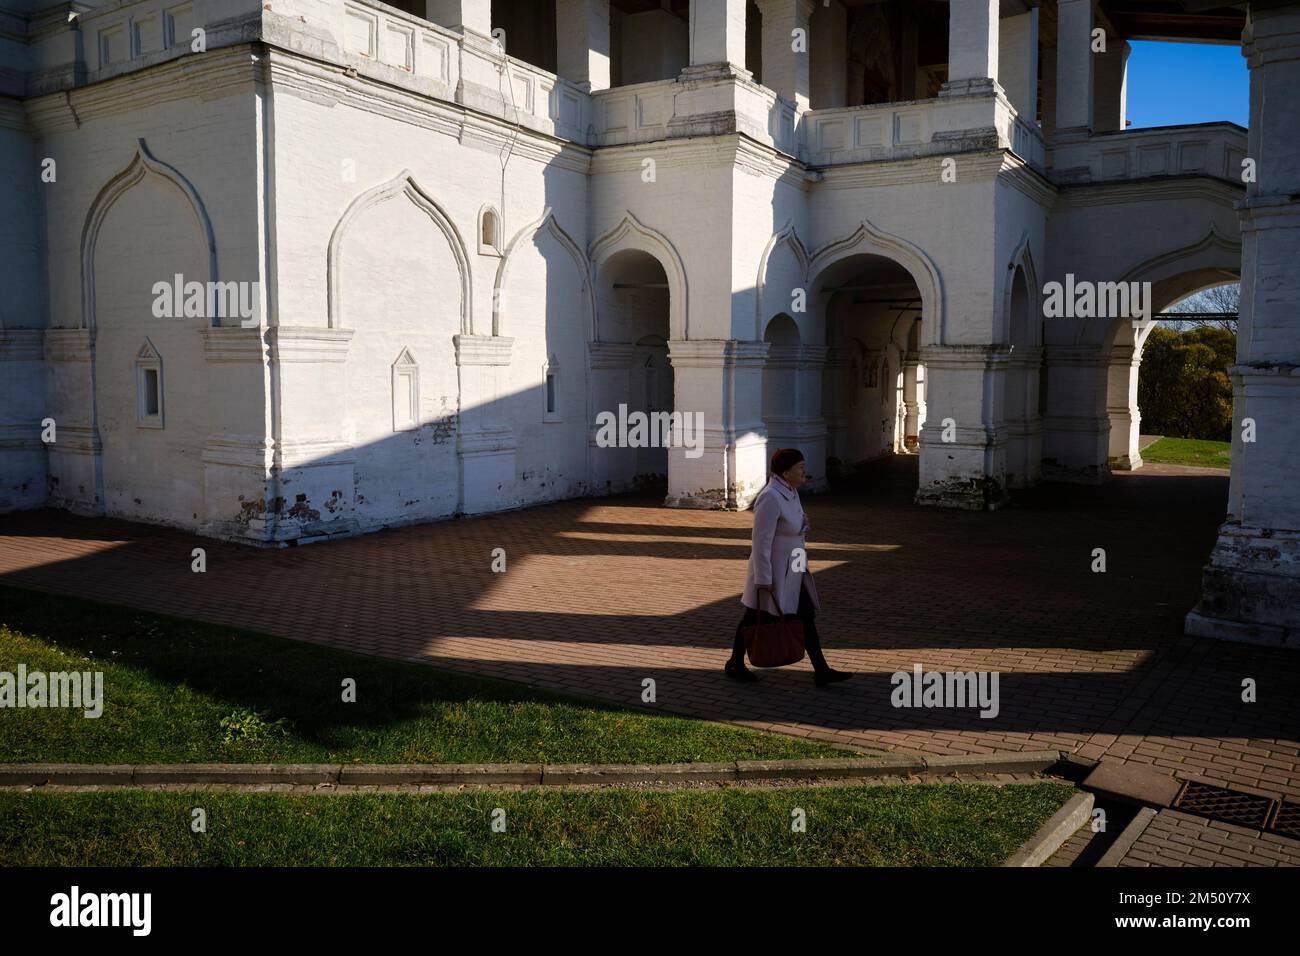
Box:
[590,248,674,493]
[814,253,925,486]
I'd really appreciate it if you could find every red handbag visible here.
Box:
[743,595,807,668]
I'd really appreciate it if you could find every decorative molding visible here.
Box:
[587,341,635,369]
[1002,229,1041,347]
[0,330,45,362]
[454,334,513,367]
[667,339,769,369]
[493,208,594,339]
[589,212,689,341]
[754,221,810,342]
[808,218,946,346]
[1118,221,1242,288]
[44,328,96,362]
[327,169,472,333]
[80,139,218,330]
[201,434,275,470]
[266,326,354,363]
[200,326,268,364]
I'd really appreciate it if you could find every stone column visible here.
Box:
[942,0,999,97]
[1094,37,1130,133]
[556,0,611,92]
[755,0,815,111]
[998,7,1039,121]
[454,334,516,515]
[667,339,768,509]
[809,0,847,109]
[1055,0,1094,137]
[688,0,747,70]
[1104,341,1143,471]
[425,0,491,36]
[1187,4,1300,647]
[914,344,1011,510]
[901,354,922,453]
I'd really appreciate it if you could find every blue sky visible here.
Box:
[1125,41,1249,128]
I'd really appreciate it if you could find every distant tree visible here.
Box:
[1166,283,1239,331]
[1138,326,1234,441]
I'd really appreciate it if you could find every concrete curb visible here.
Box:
[1096,807,1158,867]
[0,751,1067,788]
[1004,791,1095,867]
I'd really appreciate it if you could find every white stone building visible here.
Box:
[0,0,1296,644]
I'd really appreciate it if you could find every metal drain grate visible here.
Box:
[1173,781,1275,829]
[1271,802,1300,840]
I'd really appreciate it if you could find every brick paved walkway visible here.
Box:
[2,458,1298,803]
[1115,809,1300,867]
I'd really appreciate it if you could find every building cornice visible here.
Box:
[25,47,258,134]
[814,148,1009,190]
[264,48,592,175]
[1054,175,1245,209]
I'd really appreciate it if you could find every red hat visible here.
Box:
[770,448,805,477]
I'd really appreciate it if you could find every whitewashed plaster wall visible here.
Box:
[24,52,264,529]
[263,55,593,538]
[0,100,47,511]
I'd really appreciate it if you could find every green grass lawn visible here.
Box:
[0,784,1075,866]
[1141,437,1231,469]
[0,585,852,765]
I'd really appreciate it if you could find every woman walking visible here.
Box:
[725,448,852,686]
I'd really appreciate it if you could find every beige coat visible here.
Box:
[741,476,820,616]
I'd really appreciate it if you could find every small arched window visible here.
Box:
[543,354,561,422]
[136,339,163,428]
[479,206,501,256]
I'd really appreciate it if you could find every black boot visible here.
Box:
[725,658,758,682]
[813,668,852,687]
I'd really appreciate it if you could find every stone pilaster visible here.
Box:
[455,334,516,515]
[1003,346,1043,487]
[1186,5,1300,647]
[0,329,48,512]
[1040,343,1110,483]
[587,342,636,493]
[43,328,102,515]
[267,326,357,543]
[1105,342,1143,471]
[764,342,828,490]
[199,327,275,543]
[914,343,1010,510]
[667,339,769,509]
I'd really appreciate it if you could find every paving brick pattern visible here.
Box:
[2,459,1298,808]
[1046,823,1097,867]
[1116,809,1300,867]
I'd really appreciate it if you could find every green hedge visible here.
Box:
[1138,326,1235,442]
